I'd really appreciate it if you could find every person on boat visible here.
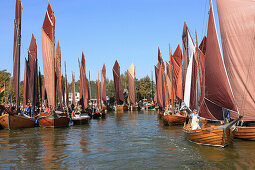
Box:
[25,104,31,117]
[190,110,201,130]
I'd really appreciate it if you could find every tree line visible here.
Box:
[0,70,155,104]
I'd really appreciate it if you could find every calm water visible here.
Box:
[0,111,254,169]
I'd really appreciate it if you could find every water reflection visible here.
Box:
[0,111,254,169]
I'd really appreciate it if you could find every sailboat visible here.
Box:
[112,60,128,112]
[127,64,140,111]
[37,2,69,128]
[162,45,186,126]
[0,0,35,129]
[101,64,111,112]
[215,0,255,141]
[183,0,241,147]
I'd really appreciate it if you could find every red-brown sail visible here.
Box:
[56,41,63,106]
[199,1,236,120]
[23,59,28,106]
[182,21,188,89]
[28,34,37,107]
[127,64,136,106]
[13,0,23,109]
[155,64,163,108]
[41,2,56,107]
[216,0,255,121]
[172,45,183,100]
[112,60,124,105]
[101,64,107,103]
[199,36,207,55]
[190,54,197,111]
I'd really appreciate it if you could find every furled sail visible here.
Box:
[112,60,124,105]
[101,64,107,103]
[199,1,237,120]
[127,63,136,106]
[41,2,56,107]
[216,0,255,121]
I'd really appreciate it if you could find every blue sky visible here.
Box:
[0,0,218,82]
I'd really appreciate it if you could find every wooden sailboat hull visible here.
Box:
[162,114,186,126]
[183,125,235,147]
[128,105,141,111]
[0,114,35,130]
[116,105,128,112]
[235,126,255,140]
[38,112,69,128]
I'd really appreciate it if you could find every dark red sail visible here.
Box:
[112,60,124,105]
[41,2,56,107]
[101,64,107,103]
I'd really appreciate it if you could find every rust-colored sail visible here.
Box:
[216,0,255,121]
[13,0,23,108]
[72,73,75,105]
[172,45,183,100]
[190,55,197,111]
[199,36,207,55]
[28,34,37,107]
[127,64,136,105]
[182,21,188,89]
[165,62,172,103]
[65,62,69,107]
[101,64,107,103]
[82,53,89,108]
[78,53,89,108]
[199,1,236,120]
[155,64,163,108]
[23,59,28,106]
[56,41,63,106]
[41,2,56,107]
[112,60,124,105]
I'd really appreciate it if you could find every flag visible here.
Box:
[0,85,5,93]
